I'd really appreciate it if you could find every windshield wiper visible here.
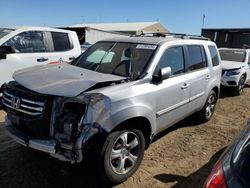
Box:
[95,43,117,71]
[126,57,133,81]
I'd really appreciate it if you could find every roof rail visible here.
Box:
[135,32,210,41]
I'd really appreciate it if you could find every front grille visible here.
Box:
[3,91,45,116]
[2,82,52,139]
[227,81,237,85]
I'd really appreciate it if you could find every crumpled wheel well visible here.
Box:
[111,117,152,149]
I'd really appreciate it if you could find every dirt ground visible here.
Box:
[1,87,250,188]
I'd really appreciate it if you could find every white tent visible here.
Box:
[70,22,169,35]
[85,27,129,44]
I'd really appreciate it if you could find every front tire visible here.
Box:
[101,129,145,184]
[233,75,245,96]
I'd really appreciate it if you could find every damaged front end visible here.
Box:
[3,82,112,163]
[48,94,112,163]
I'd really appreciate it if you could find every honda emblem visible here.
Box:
[11,97,21,109]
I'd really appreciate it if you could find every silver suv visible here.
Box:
[1,34,221,183]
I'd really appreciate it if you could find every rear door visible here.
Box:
[185,45,210,113]
[0,31,50,86]
[45,32,80,64]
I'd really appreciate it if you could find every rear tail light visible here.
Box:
[203,161,228,188]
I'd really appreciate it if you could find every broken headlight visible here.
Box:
[54,100,86,143]
[225,69,241,76]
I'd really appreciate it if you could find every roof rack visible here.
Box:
[135,32,210,41]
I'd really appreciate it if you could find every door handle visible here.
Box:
[37,57,48,62]
[69,56,75,61]
[205,75,211,80]
[181,83,189,90]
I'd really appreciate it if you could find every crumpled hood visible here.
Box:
[221,60,244,70]
[13,63,125,97]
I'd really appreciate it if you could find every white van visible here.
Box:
[0,27,81,88]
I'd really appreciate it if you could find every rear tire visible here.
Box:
[100,129,145,184]
[233,75,245,96]
[198,90,217,123]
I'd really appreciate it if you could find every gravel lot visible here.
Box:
[0,86,250,188]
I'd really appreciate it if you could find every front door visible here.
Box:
[0,31,50,87]
[153,46,191,133]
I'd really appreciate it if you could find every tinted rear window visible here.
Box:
[51,32,72,52]
[187,45,207,71]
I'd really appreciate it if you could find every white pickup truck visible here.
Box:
[0,27,81,89]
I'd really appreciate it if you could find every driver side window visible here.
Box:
[3,31,47,53]
[155,46,185,76]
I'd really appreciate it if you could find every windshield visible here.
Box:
[74,42,157,80]
[0,28,15,40]
[219,49,246,63]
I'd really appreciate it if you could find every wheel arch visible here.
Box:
[111,116,153,149]
[211,86,219,98]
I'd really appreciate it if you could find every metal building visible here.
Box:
[202,28,250,48]
[61,22,169,45]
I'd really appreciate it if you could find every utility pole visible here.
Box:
[202,14,205,28]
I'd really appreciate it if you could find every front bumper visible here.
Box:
[221,74,240,87]
[5,116,83,163]
[5,117,57,154]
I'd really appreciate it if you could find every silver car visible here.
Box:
[1,35,221,183]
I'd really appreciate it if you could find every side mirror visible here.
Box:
[153,67,171,82]
[0,46,15,59]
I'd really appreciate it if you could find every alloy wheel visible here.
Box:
[205,94,216,119]
[238,76,245,94]
[109,131,141,175]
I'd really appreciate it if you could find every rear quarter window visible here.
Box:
[208,45,220,66]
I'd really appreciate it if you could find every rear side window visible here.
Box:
[155,46,185,76]
[51,32,72,52]
[208,46,220,66]
[187,45,207,71]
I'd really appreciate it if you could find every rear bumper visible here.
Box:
[5,117,57,154]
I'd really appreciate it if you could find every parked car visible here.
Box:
[203,119,250,188]
[1,34,221,183]
[219,48,250,95]
[0,27,81,89]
